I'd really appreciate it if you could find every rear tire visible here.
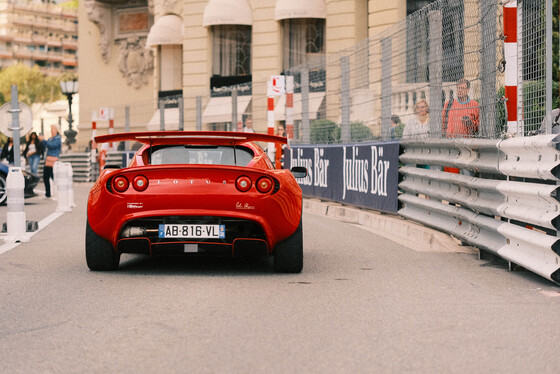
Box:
[86,220,120,271]
[274,219,303,273]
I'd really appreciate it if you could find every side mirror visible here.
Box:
[290,166,307,178]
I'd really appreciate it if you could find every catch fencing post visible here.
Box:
[428,10,443,138]
[301,67,310,143]
[480,0,498,137]
[109,108,114,150]
[125,106,130,150]
[341,56,351,143]
[232,88,238,132]
[196,96,202,131]
[381,38,392,141]
[159,98,165,131]
[503,0,519,135]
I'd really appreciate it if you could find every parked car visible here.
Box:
[0,162,40,205]
[86,131,307,273]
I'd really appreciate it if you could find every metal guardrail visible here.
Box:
[399,134,560,284]
[399,194,560,284]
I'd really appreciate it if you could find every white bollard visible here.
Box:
[6,167,29,243]
[67,162,76,208]
[55,162,71,212]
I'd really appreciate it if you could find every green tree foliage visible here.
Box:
[310,119,374,143]
[310,119,338,143]
[0,64,62,106]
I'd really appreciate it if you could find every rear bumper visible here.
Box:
[117,216,270,257]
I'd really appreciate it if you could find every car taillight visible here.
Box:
[236,176,252,192]
[113,176,129,192]
[133,175,148,191]
[256,177,273,193]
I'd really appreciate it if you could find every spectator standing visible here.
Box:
[23,132,44,174]
[0,137,14,165]
[390,115,405,139]
[442,78,480,173]
[39,124,61,199]
[243,118,254,133]
[403,99,430,139]
[442,78,479,138]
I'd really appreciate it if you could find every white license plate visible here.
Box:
[158,224,225,239]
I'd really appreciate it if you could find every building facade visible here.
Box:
[0,0,78,76]
[78,0,436,149]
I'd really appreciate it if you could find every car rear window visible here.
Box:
[150,146,254,166]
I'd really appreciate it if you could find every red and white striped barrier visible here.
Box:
[503,0,519,135]
[286,76,294,140]
[267,80,275,160]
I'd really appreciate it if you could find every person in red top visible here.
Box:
[442,78,480,173]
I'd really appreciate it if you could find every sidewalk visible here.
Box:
[0,182,92,254]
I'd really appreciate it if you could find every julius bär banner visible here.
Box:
[286,141,400,213]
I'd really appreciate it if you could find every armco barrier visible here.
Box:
[60,153,96,182]
[399,134,560,285]
[288,134,560,285]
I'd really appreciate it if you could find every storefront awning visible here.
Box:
[274,0,327,21]
[274,92,325,121]
[203,0,253,27]
[146,14,183,48]
[147,108,181,131]
[202,96,252,123]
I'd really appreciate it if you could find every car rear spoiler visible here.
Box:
[95,131,288,146]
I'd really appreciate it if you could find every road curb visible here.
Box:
[303,198,476,254]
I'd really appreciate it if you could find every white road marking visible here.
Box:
[0,211,64,255]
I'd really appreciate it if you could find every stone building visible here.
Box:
[0,0,78,76]
[78,0,438,149]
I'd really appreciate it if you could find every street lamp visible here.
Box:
[59,79,78,147]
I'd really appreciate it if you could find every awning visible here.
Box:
[274,0,327,21]
[203,0,253,27]
[146,14,183,48]
[274,92,325,121]
[147,108,181,131]
[202,96,252,123]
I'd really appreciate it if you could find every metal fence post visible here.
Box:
[480,0,497,137]
[428,10,443,138]
[159,99,165,131]
[178,96,184,131]
[341,56,351,142]
[125,105,130,150]
[546,0,553,134]
[301,66,310,144]
[232,88,238,132]
[196,96,202,131]
[380,38,392,140]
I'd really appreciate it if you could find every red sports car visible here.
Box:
[86,131,307,273]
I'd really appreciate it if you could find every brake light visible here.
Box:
[236,176,252,192]
[256,177,273,193]
[133,175,148,191]
[113,176,129,192]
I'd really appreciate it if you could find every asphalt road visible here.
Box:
[1,183,560,373]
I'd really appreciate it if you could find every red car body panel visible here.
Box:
[87,131,302,257]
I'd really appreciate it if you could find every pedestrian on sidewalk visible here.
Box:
[39,124,61,199]
[23,132,44,175]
